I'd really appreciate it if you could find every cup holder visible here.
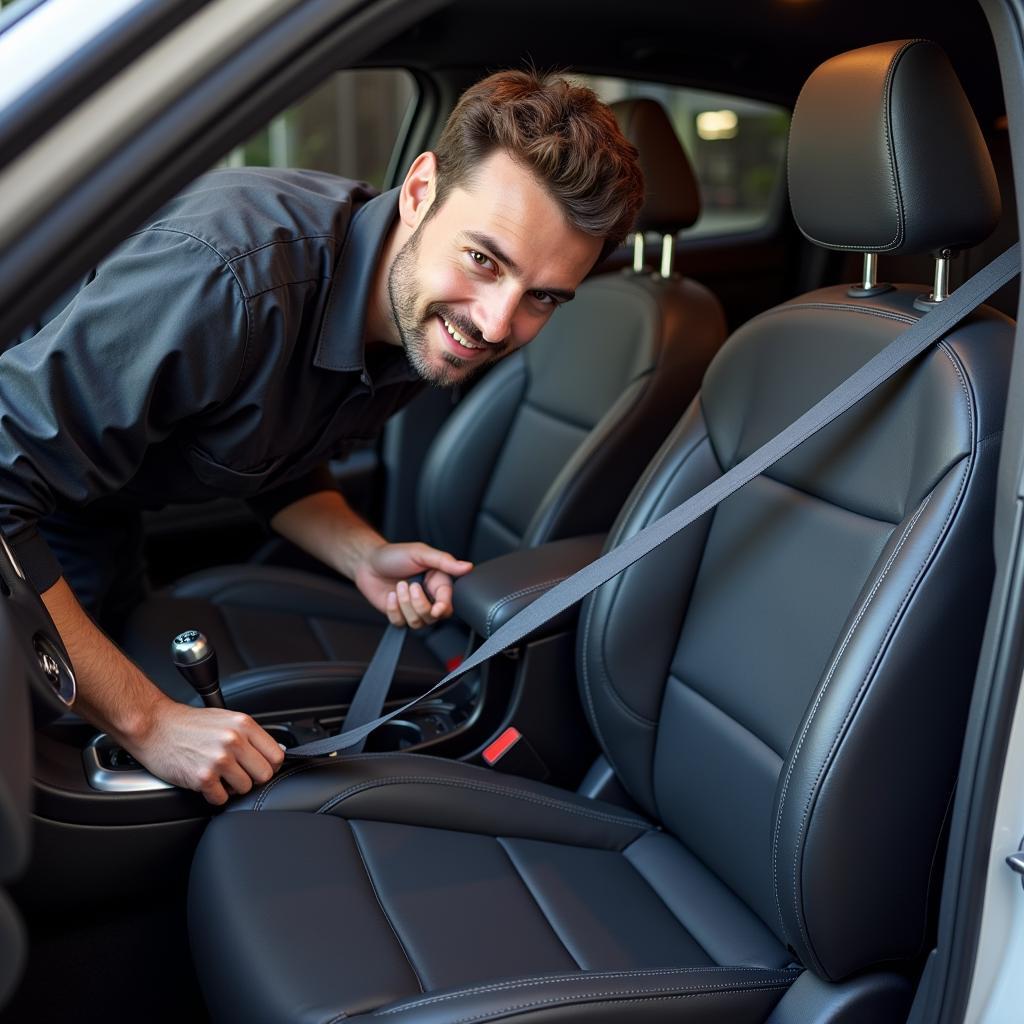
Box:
[364,720,423,752]
[263,724,299,749]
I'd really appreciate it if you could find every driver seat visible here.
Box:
[187,41,1010,1023]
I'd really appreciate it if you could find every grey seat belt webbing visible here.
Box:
[287,243,1020,760]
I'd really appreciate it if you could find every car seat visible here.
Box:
[186,40,1012,1023]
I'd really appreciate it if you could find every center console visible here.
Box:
[22,533,607,907]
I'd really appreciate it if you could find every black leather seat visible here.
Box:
[121,99,726,710]
[188,41,1011,1022]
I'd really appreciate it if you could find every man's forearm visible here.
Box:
[40,576,170,745]
[269,489,385,578]
[40,576,286,804]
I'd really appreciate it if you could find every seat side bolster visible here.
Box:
[773,441,993,978]
[232,752,653,852]
[525,277,725,549]
[416,356,528,555]
[355,965,800,1023]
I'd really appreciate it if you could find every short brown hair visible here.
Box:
[432,69,644,264]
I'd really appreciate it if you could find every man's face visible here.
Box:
[387,150,603,387]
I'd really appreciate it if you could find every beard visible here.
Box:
[386,227,504,388]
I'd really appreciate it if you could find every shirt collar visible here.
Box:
[314,186,413,379]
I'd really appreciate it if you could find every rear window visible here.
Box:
[580,77,790,240]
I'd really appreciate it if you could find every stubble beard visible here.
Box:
[386,229,498,388]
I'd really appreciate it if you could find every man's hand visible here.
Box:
[269,491,473,627]
[125,700,285,806]
[354,542,473,628]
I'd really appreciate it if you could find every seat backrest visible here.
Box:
[415,100,726,564]
[579,39,1010,983]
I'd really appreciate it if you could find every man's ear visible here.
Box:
[398,152,438,229]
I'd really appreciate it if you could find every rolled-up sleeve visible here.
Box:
[0,228,248,591]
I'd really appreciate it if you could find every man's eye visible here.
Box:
[468,250,496,271]
[530,290,555,306]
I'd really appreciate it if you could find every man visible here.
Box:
[0,70,643,804]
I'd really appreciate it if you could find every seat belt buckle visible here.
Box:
[479,726,549,781]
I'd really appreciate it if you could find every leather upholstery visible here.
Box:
[789,40,1000,254]
[613,98,701,234]
[192,755,798,1024]
[453,534,605,638]
[418,273,724,561]
[188,41,1011,1022]
[122,105,726,706]
[579,287,1010,979]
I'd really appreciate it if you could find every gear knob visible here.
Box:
[171,629,226,709]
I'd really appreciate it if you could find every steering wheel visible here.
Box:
[0,531,76,726]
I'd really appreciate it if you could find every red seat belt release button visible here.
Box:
[480,726,549,780]
[483,727,521,765]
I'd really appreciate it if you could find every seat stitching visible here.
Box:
[495,838,583,970]
[485,576,569,634]
[314,776,653,831]
[253,759,326,809]
[440,987,794,1024]
[774,337,974,958]
[252,751,507,808]
[795,464,968,960]
[372,969,798,1016]
[350,824,426,993]
[793,40,917,252]
[754,303,915,326]
[788,345,976,964]
[769,495,929,942]
[771,338,975,945]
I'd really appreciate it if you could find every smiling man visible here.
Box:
[0,69,643,803]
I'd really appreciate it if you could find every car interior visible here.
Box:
[1,0,1021,1022]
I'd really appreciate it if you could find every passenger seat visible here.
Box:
[187,40,1012,1024]
[121,99,727,710]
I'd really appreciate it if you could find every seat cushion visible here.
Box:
[120,566,463,710]
[189,754,798,1023]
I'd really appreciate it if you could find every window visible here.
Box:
[223,68,417,189]
[581,77,790,240]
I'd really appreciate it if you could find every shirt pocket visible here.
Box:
[184,445,288,497]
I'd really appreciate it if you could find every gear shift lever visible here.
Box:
[171,629,226,709]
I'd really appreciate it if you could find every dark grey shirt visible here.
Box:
[0,168,422,591]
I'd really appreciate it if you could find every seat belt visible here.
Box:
[287,243,1021,760]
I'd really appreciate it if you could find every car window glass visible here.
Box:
[220,68,416,189]
[580,76,790,240]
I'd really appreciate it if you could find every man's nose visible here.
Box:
[475,290,519,345]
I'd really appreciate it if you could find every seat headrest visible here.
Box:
[788,39,1000,254]
[612,98,701,233]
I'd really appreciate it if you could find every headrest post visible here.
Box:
[659,234,675,278]
[632,232,646,274]
[862,252,878,290]
[847,252,893,298]
[930,250,952,302]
